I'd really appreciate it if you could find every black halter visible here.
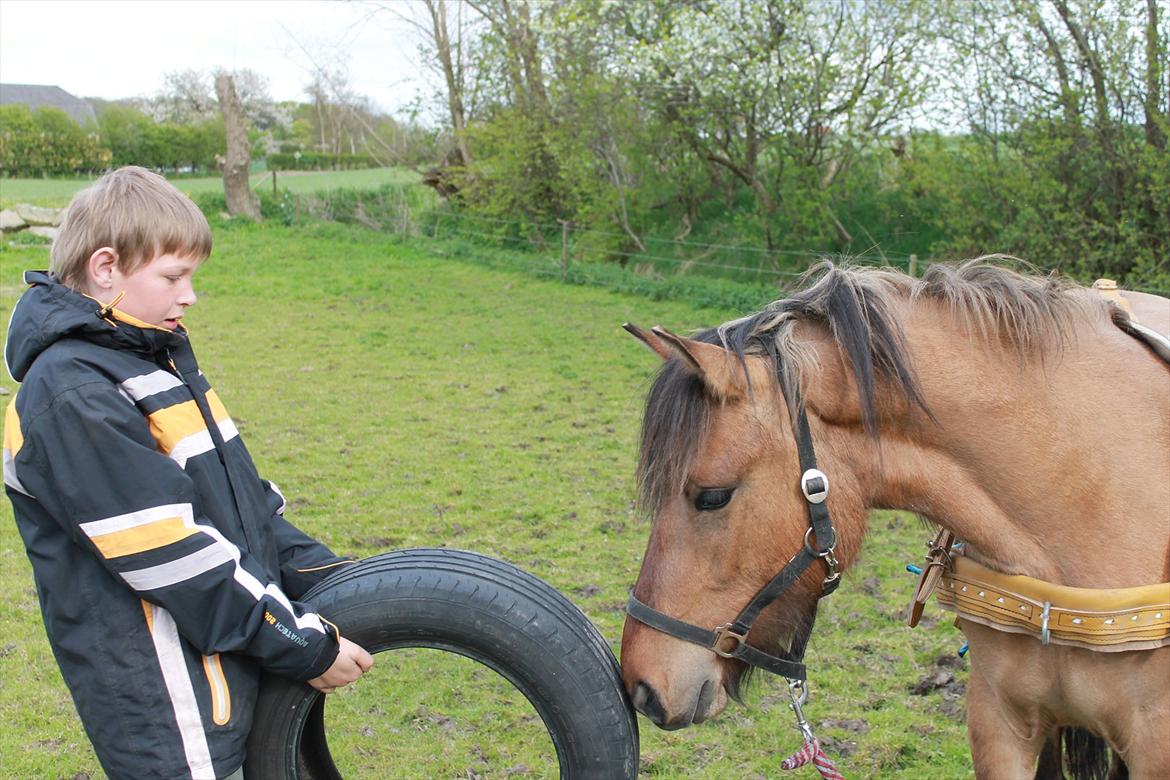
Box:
[625,393,841,681]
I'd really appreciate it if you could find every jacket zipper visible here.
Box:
[202,654,232,725]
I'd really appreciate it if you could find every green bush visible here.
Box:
[0,105,109,176]
[896,128,1170,290]
[192,182,432,231]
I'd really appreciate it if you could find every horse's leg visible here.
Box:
[966,648,1049,779]
[1073,647,1169,780]
[1110,704,1168,780]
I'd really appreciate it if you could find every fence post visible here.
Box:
[559,219,570,282]
[272,170,277,197]
[909,254,918,277]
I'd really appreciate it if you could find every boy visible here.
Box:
[2,166,373,779]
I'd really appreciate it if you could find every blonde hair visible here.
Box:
[50,166,213,290]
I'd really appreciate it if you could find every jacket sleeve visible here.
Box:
[259,480,358,600]
[15,382,339,681]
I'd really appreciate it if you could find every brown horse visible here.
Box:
[619,260,1169,778]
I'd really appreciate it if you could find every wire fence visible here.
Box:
[297,190,1166,299]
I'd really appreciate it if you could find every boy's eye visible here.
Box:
[694,488,734,511]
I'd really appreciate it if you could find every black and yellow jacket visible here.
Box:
[3,271,354,779]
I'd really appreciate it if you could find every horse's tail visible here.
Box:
[1033,728,1128,780]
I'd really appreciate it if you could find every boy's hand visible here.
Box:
[309,636,374,694]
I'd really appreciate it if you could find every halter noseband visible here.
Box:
[625,392,841,680]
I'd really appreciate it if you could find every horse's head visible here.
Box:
[619,322,865,729]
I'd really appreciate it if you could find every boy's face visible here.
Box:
[108,253,201,331]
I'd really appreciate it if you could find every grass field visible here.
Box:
[0,221,972,778]
[0,167,422,208]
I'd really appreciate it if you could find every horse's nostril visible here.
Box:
[632,681,668,726]
[692,679,715,723]
[631,682,649,711]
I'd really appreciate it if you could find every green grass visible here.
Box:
[0,167,422,208]
[0,221,971,778]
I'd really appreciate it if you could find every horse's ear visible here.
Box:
[622,323,671,360]
[796,322,867,426]
[649,326,749,399]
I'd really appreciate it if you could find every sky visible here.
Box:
[0,0,431,116]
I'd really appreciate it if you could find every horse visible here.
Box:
[618,259,1169,778]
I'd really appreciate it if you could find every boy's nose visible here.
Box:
[179,286,197,306]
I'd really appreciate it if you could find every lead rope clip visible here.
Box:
[787,679,815,743]
[779,679,847,779]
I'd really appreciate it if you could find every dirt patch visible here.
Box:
[911,668,960,695]
[818,717,870,734]
[911,655,968,720]
[819,734,859,757]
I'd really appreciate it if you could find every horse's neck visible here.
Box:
[854,307,1170,588]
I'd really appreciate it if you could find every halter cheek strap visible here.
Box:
[625,397,842,679]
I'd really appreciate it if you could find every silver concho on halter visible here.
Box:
[801,468,829,504]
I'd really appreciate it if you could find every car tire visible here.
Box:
[245,548,639,779]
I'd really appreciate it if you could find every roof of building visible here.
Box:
[0,83,98,126]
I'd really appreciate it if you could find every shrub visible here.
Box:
[0,105,109,176]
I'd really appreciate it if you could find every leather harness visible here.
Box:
[909,528,1170,651]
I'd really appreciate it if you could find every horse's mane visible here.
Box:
[636,257,1098,515]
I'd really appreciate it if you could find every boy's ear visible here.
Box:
[86,247,119,291]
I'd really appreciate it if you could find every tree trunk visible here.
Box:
[513,1,547,110]
[214,72,261,220]
[1146,0,1166,151]
[426,0,473,167]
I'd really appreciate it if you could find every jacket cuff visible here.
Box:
[295,619,341,681]
[298,638,340,682]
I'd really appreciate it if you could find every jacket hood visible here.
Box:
[5,270,185,382]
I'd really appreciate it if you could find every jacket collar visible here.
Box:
[5,270,189,381]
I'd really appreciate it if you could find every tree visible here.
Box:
[97,104,155,167]
[416,0,474,167]
[622,0,932,249]
[931,0,1169,282]
[151,70,217,124]
[465,0,548,112]
[214,72,261,220]
[151,68,275,128]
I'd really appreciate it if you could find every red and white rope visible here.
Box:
[780,737,846,780]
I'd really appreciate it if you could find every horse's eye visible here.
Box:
[695,488,733,511]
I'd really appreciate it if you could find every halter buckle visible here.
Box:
[711,624,747,657]
[800,468,829,504]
